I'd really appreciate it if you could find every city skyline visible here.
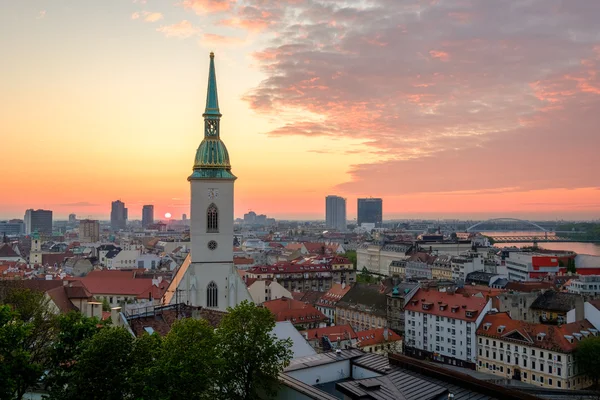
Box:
[2,1,600,221]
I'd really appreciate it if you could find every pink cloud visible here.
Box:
[157,20,200,38]
[242,0,600,198]
[429,50,450,61]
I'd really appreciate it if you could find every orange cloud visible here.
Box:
[181,0,234,14]
[429,50,450,61]
[132,11,163,22]
[219,18,270,32]
[157,20,200,38]
[201,33,244,45]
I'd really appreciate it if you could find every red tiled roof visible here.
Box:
[85,269,137,279]
[42,252,72,266]
[404,288,489,322]
[0,244,19,258]
[285,243,304,251]
[316,283,352,307]
[456,286,505,298]
[477,312,596,353]
[504,281,554,293]
[356,328,402,347]
[262,297,328,323]
[77,276,160,297]
[233,257,254,265]
[304,324,357,341]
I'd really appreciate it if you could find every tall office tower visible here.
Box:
[357,198,383,227]
[325,195,347,232]
[68,213,77,223]
[79,219,100,242]
[182,214,187,221]
[110,200,128,231]
[24,209,53,235]
[142,205,154,228]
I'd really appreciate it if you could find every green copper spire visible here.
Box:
[203,52,221,119]
[189,52,236,181]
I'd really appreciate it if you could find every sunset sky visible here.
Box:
[2,0,600,221]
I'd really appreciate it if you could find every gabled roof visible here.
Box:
[404,288,489,322]
[262,297,328,323]
[337,283,392,317]
[356,328,402,348]
[530,290,582,312]
[304,324,357,341]
[477,312,596,353]
[0,243,19,258]
[316,283,352,307]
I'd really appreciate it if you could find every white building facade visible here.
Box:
[404,289,492,368]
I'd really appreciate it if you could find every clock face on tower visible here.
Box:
[207,188,219,200]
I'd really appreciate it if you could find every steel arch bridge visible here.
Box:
[466,218,547,233]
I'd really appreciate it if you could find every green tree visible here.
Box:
[67,327,135,400]
[567,258,577,274]
[215,301,292,400]
[155,318,219,399]
[101,298,111,312]
[128,333,163,400]
[3,288,56,399]
[44,312,103,400]
[575,336,600,387]
[344,251,357,269]
[0,304,43,400]
[358,267,374,283]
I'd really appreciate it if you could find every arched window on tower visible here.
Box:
[207,281,218,308]
[207,203,218,233]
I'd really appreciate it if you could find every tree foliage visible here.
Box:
[0,305,43,400]
[0,290,293,400]
[216,301,292,400]
[344,251,357,269]
[575,336,600,387]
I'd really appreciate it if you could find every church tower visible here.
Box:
[165,53,252,311]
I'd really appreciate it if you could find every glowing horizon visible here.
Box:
[2,1,600,222]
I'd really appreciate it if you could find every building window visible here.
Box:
[207,203,219,233]
[207,281,218,308]
[557,381,561,388]
[548,378,552,386]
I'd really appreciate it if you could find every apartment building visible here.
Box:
[567,275,600,297]
[404,289,492,368]
[335,283,391,332]
[476,312,596,390]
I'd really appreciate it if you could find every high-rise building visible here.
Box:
[182,214,187,221]
[79,219,100,242]
[142,205,154,228]
[110,200,128,231]
[24,209,53,235]
[0,220,25,236]
[357,198,383,227]
[166,52,252,312]
[325,195,347,232]
[68,213,77,223]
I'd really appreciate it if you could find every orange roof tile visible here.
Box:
[404,288,489,322]
[262,297,328,323]
[356,328,402,348]
[304,324,357,341]
[477,312,596,353]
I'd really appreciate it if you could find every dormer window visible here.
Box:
[484,323,491,331]
[498,325,506,333]
[581,331,590,337]
[565,335,574,343]
[537,333,546,341]
[465,309,477,318]
[590,329,598,336]
[573,333,582,341]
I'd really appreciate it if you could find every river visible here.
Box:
[485,231,600,256]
